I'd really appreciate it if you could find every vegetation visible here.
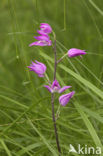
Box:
[0,0,103,155]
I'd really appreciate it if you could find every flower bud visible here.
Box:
[59,91,75,106]
[68,48,86,58]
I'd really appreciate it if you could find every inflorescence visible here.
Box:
[28,23,86,106]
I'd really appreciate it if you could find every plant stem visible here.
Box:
[51,93,61,155]
[57,53,68,64]
[51,32,61,155]
[44,73,51,84]
[53,34,57,80]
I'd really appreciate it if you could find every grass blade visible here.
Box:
[74,102,103,153]
[0,139,12,156]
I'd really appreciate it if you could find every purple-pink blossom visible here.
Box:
[59,91,75,106]
[28,60,46,77]
[68,48,86,57]
[39,23,52,34]
[44,80,71,93]
[29,34,52,47]
[29,39,52,47]
[34,35,50,41]
[29,23,52,47]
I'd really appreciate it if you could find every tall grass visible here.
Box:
[0,0,103,155]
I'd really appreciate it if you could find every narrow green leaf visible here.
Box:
[0,139,12,156]
[80,105,103,124]
[89,0,103,16]
[74,102,103,154]
[27,118,58,156]
[59,64,103,99]
[0,94,28,109]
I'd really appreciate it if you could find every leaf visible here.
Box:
[0,139,12,156]
[27,118,58,156]
[74,102,103,153]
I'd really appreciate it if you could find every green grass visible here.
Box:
[0,0,103,155]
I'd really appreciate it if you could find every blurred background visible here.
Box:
[0,0,103,155]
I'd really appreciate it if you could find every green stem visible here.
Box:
[57,53,68,64]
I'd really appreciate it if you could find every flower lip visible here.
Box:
[34,35,50,41]
[29,40,52,47]
[68,48,86,58]
[37,30,47,35]
[43,85,53,93]
[59,91,75,106]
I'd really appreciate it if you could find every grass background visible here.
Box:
[0,0,103,155]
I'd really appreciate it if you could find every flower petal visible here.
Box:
[47,40,52,46]
[44,85,52,93]
[37,30,47,35]
[51,80,61,89]
[38,74,44,77]
[35,60,46,73]
[58,86,72,93]
[29,41,49,47]
[34,35,50,41]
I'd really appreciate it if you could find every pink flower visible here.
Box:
[59,91,75,106]
[29,23,52,47]
[39,23,52,34]
[29,35,52,47]
[68,48,86,57]
[44,80,71,93]
[29,40,52,47]
[28,60,46,77]
[44,80,75,106]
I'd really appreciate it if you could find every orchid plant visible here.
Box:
[28,23,86,155]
